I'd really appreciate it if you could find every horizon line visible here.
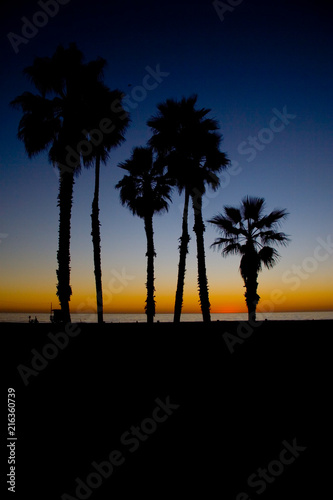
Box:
[1,309,332,314]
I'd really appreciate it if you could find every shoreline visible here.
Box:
[1,310,332,325]
[2,318,332,325]
[2,319,332,339]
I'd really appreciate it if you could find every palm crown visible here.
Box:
[147,95,228,194]
[116,146,172,218]
[210,196,289,269]
[11,43,105,171]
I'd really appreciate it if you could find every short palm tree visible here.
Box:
[148,95,229,323]
[115,146,172,323]
[209,196,290,321]
[11,44,108,323]
[82,79,129,324]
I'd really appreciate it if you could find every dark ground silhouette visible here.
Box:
[3,320,331,499]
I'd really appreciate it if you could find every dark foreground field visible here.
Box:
[3,320,332,499]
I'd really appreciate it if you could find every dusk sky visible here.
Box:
[0,0,332,315]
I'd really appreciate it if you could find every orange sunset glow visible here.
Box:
[1,278,332,314]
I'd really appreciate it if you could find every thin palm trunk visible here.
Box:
[144,214,156,324]
[91,154,103,324]
[56,169,73,324]
[174,187,190,323]
[192,195,211,323]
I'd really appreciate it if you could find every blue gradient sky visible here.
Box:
[0,0,332,314]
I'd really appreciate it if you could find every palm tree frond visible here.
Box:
[222,242,243,256]
[224,206,242,224]
[259,230,291,246]
[258,246,280,269]
[242,196,265,221]
[208,214,242,237]
[256,209,289,229]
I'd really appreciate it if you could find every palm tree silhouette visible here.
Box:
[209,196,290,321]
[115,147,172,323]
[82,75,129,324]
[11,44,108,323]
[148,95,229,323]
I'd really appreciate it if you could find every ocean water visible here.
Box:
[0,311,332,323]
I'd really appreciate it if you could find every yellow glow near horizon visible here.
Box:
[1,259,332,314]
[1,285,332,314]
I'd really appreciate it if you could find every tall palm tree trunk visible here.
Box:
[144,214,156,324]
[174,188,190,323]
[56,170,73,324]
[192,195,211,323]
[245,272,260,322]
[91,154,103,324]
